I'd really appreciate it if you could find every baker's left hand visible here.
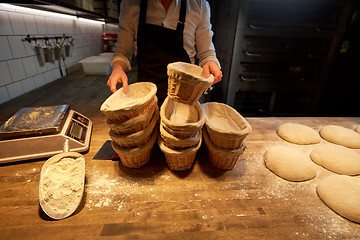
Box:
[203,60,223,84]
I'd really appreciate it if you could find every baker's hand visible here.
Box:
[107,61,129,93]
[203,60,223,84]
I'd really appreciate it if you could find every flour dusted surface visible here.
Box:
[40,157,84,217]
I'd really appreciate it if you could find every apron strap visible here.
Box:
[177,0,186,31]
[139,0,147,27]
[138,0,148,41]
[139,0,187,34]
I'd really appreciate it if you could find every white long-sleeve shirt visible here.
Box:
[111,0,220,71]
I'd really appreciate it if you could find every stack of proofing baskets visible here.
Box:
[100,82,159,168]
[202,102,252,170]
[158,62,214,171]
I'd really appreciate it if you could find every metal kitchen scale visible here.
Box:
[0,104,92,164]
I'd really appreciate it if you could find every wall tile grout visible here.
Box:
[0,5,107,104]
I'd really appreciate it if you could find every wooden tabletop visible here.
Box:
[0,71,360,239]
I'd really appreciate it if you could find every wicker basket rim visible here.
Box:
[203,102,252,136]
[203,128,246,155]
[107,103,158,131]
[100,82,157,114]
[109,107,159,141]
[167,62,214,84]
[158,134,202,155]
[160,96,205,129]
[159,123,201,145]
[111,127,159,153]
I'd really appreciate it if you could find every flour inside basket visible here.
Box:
[207,106,242,132]
[108,85,151,110]
[169,101,199,124]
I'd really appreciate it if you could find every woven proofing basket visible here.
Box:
[160,122,201,150]
[100,82,157,122]
[158,135,202,171]
[111,127,158,168]
[203,128,247,170]
[167,62,214,104]
[203,102,252,150]
[107,97,158,135]
[109,107,159,148]
[160,96,204,138]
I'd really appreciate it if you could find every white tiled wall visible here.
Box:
[0,4,106,104]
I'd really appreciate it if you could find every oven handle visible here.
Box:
[244,51,263,57]
[248,24,267,30]
[240,75,258,82]
[249,24,333,32]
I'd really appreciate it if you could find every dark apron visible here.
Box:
[137,0,191,104]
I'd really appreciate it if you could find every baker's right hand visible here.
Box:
[107,61,129,93]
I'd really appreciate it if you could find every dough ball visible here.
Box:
[277,123,321,145]
[310,144,360,175]
[264,145,316,182]
[317,175,360,223]
[356,126,360,134]
[320,125,360,149]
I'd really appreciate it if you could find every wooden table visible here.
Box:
[1,71,360,239]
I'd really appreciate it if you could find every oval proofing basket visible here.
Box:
[203,128,247,170]
[203,102,252,150]
[100,82,157,122]
[160,96,204,138]
[107,98,158,135]
[109,107,159,148]
[111,127,158,168]
[167,62,214,104]
[158,135,202,171]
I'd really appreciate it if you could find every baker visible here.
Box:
[107,0,223,103]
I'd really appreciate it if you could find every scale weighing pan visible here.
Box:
[0,104,92,164]
[0,105,69,139]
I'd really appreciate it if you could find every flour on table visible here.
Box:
[277,123,321,145]
[317,175,360,223]
[320,125,360,149]
[310,144,360,175]
[264,145,316,182]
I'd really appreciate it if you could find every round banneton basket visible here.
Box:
[109,107,159,148]
[158,135,202,171]
[167,62,214,104]
[111,127,158,168]
[100,82,157,122]
[203,128,247,170]
[160,123,201,150]
[203,102,252,150]
[160,96,204,138]
[107,97,158,135]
